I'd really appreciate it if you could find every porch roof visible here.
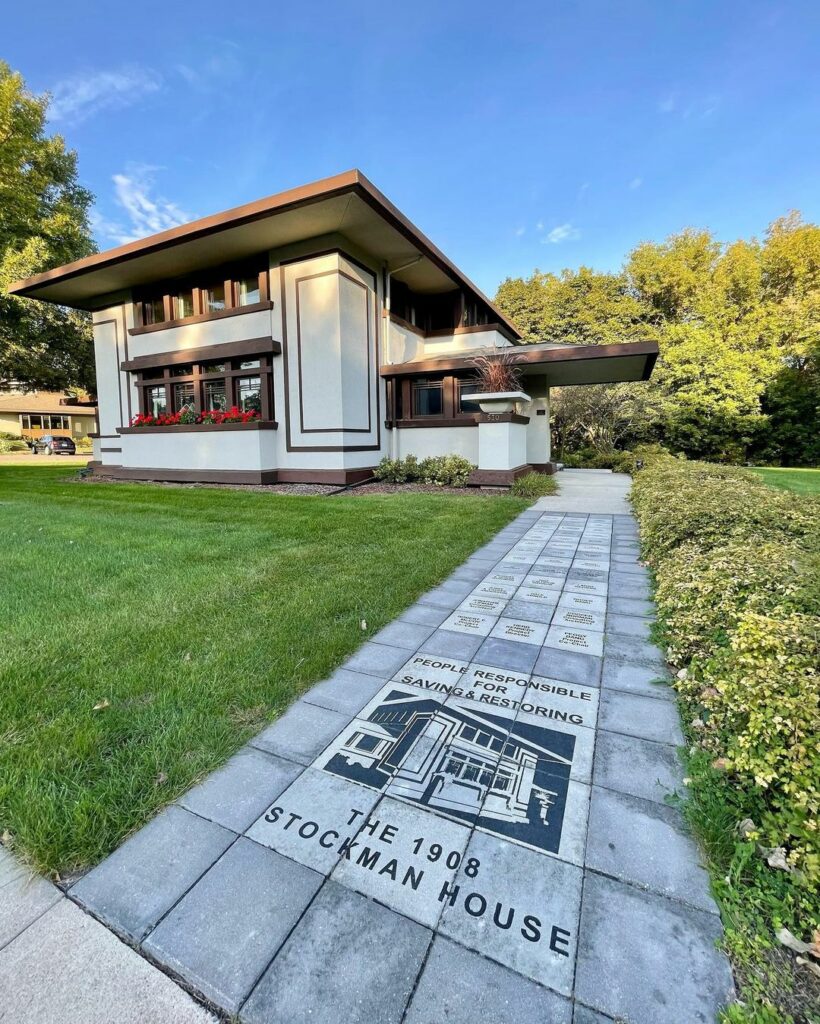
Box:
[380,340,659,386]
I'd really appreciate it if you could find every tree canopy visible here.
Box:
[0,62,96,392]
[495,214,820,465]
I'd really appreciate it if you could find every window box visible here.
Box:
[119,418,277,434]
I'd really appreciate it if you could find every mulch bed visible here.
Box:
[69,474,510,497]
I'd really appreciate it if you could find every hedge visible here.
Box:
[631,451,819,880]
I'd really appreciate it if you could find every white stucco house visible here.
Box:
[9,171,657,485]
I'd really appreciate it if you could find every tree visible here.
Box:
[495,267,654,346]
[0,62,96,392]
[496,214,820,465]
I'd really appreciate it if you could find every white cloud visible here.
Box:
[629,177,643,190]
[543,223,581,244]
[92,165,193,246]
[48,65,162,124]
[514,226,526,237]
[535,221,544,232]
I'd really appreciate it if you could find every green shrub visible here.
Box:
[418,455,475,487]
[510,471,558,498]
[561,446,639,473]
[0,438,29,453]
[373,454,475,487]
[631,449,820,878]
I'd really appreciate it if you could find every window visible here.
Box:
[136,353,274,420]
[237,274,261,306]
[492,770,513,793]
[354,734,381,752]
[173,382,195,413]
[173,290,194,319]
[461,726,476,742]
[134,266,267,329]
[203,380,227,412]
[237,376,262,413]
[205,282,226,312]
[412,379,444,417]
[147,385,167,417]
[142,297,166,325]
[458,380,482,414]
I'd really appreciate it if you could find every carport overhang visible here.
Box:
[380,340,659,385]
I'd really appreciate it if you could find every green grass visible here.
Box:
[0,466,527,875]
[747,467,820,496]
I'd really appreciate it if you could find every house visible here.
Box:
[0,389,98,441]
[321,687,575,855]
[8,171,658,485]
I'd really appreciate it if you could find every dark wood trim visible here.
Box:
[276,468,375,485]
[89,464,375,486]
[468,465,531,486]
[530,462,559,475]
[279,247,379,280]
[89,433,119,439]
[100,447,122,453]
[381,341,660,377]
[395,417,478,429]
[91,465,280,485]
[121,336,280,372]
[427,322,518,342]
[477,412,530,425]
[118,420,277,434]
[128,300,274,336]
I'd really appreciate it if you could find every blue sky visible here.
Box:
[6,0,820,295]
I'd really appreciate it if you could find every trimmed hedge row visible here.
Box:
[631,451,819,880]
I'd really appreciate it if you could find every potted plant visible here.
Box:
[470,349,530,413]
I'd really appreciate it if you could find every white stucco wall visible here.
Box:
[120,429,276,471]
[477,420,529,471]
[395,426,478,463]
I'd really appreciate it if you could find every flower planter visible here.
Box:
[471,390,531,414]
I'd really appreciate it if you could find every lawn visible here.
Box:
[0,466,527,875]
[747,466,820,496]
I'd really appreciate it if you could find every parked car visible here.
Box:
[32,434,76,455]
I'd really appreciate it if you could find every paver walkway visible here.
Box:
[4,473,736,1022]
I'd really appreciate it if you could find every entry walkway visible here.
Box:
[2,476,735,1023]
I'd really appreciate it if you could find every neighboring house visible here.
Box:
[0,389,98,441]
[8,171,657,485]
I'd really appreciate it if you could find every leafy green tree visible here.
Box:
[0,62,96,391]
[496,267,654,346]
[496,214,820,464]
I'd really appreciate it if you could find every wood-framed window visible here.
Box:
[135,354,274,420]
[390,373,481,426]
[134,264,270,330]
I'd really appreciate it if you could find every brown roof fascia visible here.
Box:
[379,340,660,377]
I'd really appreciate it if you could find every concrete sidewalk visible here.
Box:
[534,468,633,515]
[0,846,216,1023]
[1,473,735,1023]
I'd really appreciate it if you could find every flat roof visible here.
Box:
[7,170,520,336]
[381,341,659,386]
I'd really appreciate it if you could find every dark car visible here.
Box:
[33,434,76,455]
